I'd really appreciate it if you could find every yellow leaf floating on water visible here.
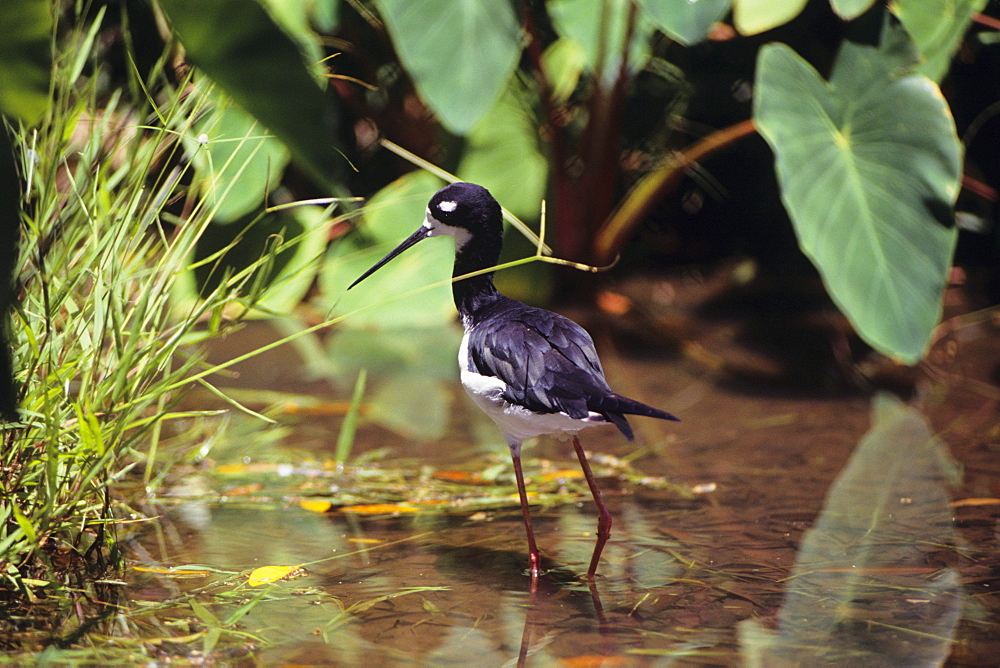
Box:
[538,469,584,482]
[341,504,418,515]
[247,565,300,586]
[950,497,1000,507]
[299,499,333,514]
[432,470,486,484]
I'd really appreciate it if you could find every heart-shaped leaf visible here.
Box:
[753,21,960,363]
[375,0,522,135]
[456,81,547,221]
[635,0,731,46]
[550,0,656,78]
[891,0,989,82]
[185,103,290,224]
[830,0,878,20]
[321,170,455,329]
[159,0,343,187]
[732,0,807,35]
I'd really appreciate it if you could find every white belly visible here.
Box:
[457,331,608,443]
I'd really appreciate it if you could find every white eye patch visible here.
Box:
[438,200,458,213]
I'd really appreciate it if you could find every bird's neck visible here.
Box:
[452,243,501,324]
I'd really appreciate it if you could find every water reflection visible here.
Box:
[739,393,963,666]
[119,325,997,665]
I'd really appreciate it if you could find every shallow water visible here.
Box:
[126,298,999,666]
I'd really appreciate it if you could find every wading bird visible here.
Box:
[349,182,678,579]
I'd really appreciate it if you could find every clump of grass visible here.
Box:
[0,6,296,631]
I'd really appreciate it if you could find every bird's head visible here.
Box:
[348,182,503,290]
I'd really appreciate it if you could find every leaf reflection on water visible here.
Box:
[739,393,963,666]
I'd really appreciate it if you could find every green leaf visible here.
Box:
[11,504,37,543]
[891,0,989,82]
[186,103,290,223]
[174,205,330,318]
[829,0,878,20]
[551,0,656,79]
[732,0,807,35]
[320,170,454,329]
[456,81,546,221]
[374,0,521,135]
[0,0,52,124]
[753,22,961,363]
[325,327,460,381]
[257,0,325,66]
[541,38,586,105]
[158,0,342,187]
[635,0,730,46]
[253,206,330,315]
[325,327,460,439]
[369,374,452,441]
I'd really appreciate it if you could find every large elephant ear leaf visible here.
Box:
[375,0,522,136]
[753,18,961,364]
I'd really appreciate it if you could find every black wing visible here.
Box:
[467,300,678,440]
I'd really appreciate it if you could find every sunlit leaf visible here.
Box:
[732,0,808,35]
[891,0,989,82]
[299,499,334,514]
[158,0,342,186]
[537,469,584,482]
[374,0,521,135]
[321,170,454,329]
[541,38,586,104]
[550,0,656,79]
[174,204,330,318]
[456,81,547,221]
[433,471,487,485]
[341,504,418,515]
[325,327,460,381]
[185,103,290,223]
[257,0,327,65]
[634,0,731,46]
[20,578,50,587]
[247,564,299,586]
[830,0,878,19]
[368,374,451,441]
[214,462,281,475]
[0,0,52,124]
[752,19,960,363]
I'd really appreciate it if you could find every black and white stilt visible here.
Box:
[348,182,679,579]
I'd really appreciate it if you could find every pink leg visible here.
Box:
[511,449,541,578]
[572,436,612,579]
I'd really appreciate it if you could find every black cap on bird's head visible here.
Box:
[348,182,503,290]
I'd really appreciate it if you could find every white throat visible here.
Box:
[423,210,472,251]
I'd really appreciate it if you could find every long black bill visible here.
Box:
[347,226,431,290]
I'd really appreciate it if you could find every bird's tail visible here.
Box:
[588,394,679,442]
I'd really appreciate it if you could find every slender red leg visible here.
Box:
[572,436,612,579]
[511,449,541,578]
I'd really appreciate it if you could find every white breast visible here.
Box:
[457,330,608,444]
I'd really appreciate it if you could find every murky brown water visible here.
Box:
[126,290,1000,666]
